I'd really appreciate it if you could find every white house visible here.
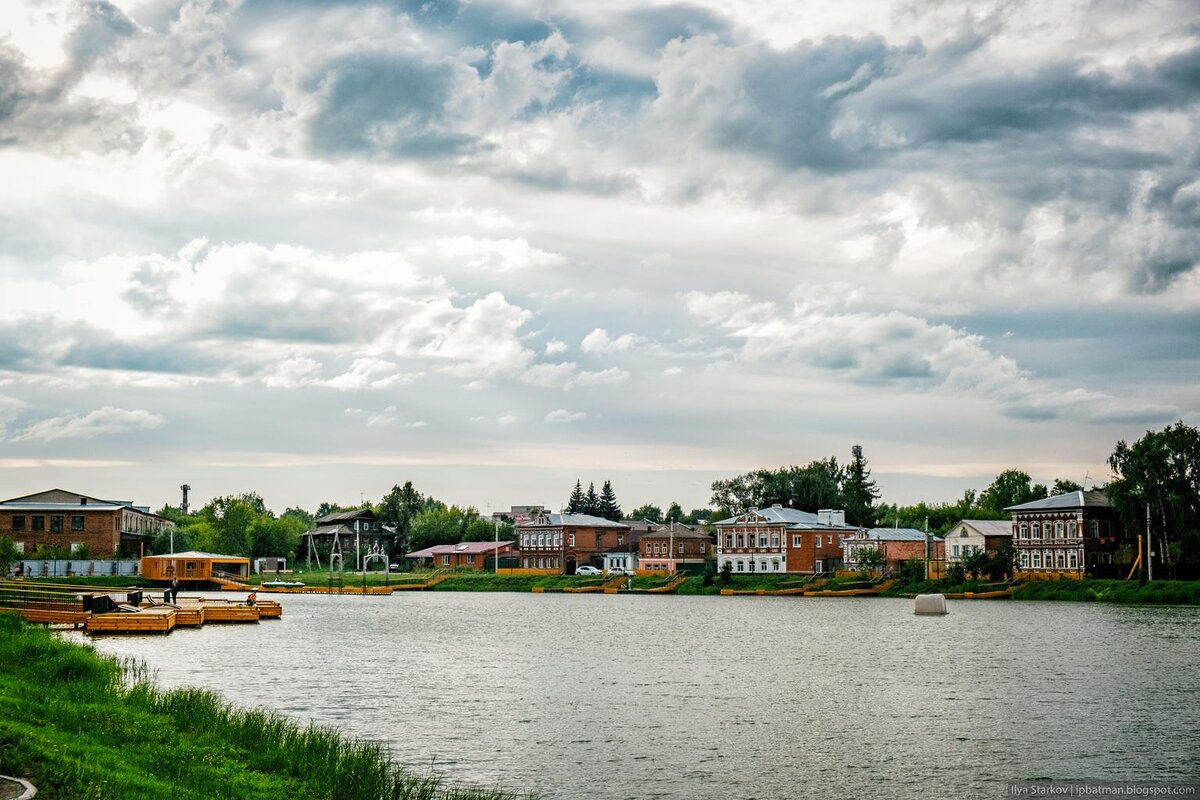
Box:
[944,520,1012,562]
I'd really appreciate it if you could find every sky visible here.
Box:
[1,0,1198,516]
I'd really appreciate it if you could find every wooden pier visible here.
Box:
[0,581,282,635]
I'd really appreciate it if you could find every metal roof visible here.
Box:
[0,502,126,511]
[315,509,377,524]
[1005,491,1110,512]
[949,520,1013,538]
[714,506,858,530]
[863,528,944,542]
[142,551,248,560]
[405,542,509,558]
[518,513,630,529]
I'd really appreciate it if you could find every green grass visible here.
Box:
[1010,579,1200,605]
[0,615,534,800]
[19,575,158,588]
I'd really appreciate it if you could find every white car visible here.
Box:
[575,565,603,576]
[605,568,631,577]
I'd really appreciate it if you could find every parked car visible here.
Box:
[605,568,630,577]
[575,566,602,576]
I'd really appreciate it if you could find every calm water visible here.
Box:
[76,593,1200,800]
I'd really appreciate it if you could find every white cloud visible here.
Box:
[12,407,165,442]
[580,328,644,354]
[544,339,568,355]
[545,409,587,424]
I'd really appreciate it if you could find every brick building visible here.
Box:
[842,528,944,573]
[405,541,518,570]
[639,523,712,573]
[516,512,630,573]
[1006,491,1121,577]
[0,488,173,558]
[714,506,856,575]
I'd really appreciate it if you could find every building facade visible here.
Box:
[516,512,630,573]
[1006,491,1121,577]
[304,509,395,570]
[0,489,173,558]
[405,541,518,570]
[842,529,944,573]
[638,523,711,573]
[944,520,1012,562]
[714,506,857,575]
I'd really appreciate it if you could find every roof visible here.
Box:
[949,520,1013,538]
[640,524,710,540]
[518,513,630,529]
[315,508,377,524]
[0,502,126,511]
[1005,491,1110,513]
[142,551,249,561]
[861,528,944,542]
[405,542,510,558]
[714,506,858,530]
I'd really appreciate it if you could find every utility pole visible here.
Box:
[1146,504,1153,581]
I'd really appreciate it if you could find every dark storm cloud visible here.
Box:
[306,50,479,158]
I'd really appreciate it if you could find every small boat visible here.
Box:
[262,580,306,588]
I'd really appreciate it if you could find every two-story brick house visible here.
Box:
[714,506,856,575]
[516,512,629,573]
[1006,491,1121,577]
[0,488,173,558]
[639,523,712,574]
[405,541,518,570]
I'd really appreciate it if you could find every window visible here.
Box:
[760,560,768,572]
[770,534,779,547]
[748,560,755,572]
[441,555,450,565]
[1055,522,1064,538]
[568,534,575,546]
[1069,522,1079,538]
[1032,551,1041,568]
[828,535,834,545]
[1019,524,1027,539]
[772,560,780,571]
[1068,550,1078,569]
[953,545,960,557]
[31,516,44,531]
[727,534,734,549]
[759,534,769,547]
[736,560,744,572]
[1021,551,1029,568]
[736,534,744,548]
[1089,520,1099,537]
[72,515,84,531]
[1031,523,1040,539]
[523,558,530,568]
[793,535,802,548]
[11,515,24,531]
[1056,551,1065,569]
[617,535,624,546]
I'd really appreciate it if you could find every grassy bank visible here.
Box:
[19,575,158,588]
[1009,579,1200,605]
[0,615,532,800]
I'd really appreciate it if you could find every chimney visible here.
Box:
[818,509,845,526]
[771,503,782,509]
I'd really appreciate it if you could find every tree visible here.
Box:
[583,482,600,516]
[629,504,663,523]
[857,547,884,575]
[842,445,882,527]
[379,482,424,557]
[719,560,733,585]
[989,539,1018,580]
[978,470,1047,516]
[566,480,585,514]
[1051,479,1083,495]
[598,480,622,522]
[665,502,684,524]
[315,501,351,519]
[0,535,19,578]
[710,459,844,514]
[960,547,991,580]
[1108,421,1200,578]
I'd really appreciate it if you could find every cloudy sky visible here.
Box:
[1,0,1198,515]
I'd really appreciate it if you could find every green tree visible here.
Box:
[1051,479,1083,495]
[315,501,351,519]
[598,480,622,522]
[978,470,1047,516]
[710,459,844,514]
[379,482,424,557]
[1108,421,1200,578]
[0,536,19,577]
[857,547,884,575]
[566,480,585,514]
[665,502,684,524]
[989,539,1018,579]
[629,504,663,523]
[843,445,881,527]
[960,547,990,580]
[719,560,733,585]
[583,482,600,516]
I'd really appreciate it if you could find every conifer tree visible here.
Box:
[566,480,585,513]
[843,445,882,527]
[584,482,600,516]
[598,480,622,521]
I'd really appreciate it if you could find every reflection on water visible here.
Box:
[76,593,1200,800]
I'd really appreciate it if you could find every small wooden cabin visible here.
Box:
[141,551,251,583]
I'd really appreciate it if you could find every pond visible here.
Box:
[78,592,1200,800]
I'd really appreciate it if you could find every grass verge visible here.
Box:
[0,615,534,800]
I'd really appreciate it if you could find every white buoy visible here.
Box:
[914,593,948,615]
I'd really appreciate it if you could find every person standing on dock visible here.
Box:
[170,578,180,604]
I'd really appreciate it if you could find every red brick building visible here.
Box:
[516,512,630,573]
[715,506,857,575]
[0,488,173,558]
[405,541,517,569]
[842,528,944,573]
[639,523,712,573]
